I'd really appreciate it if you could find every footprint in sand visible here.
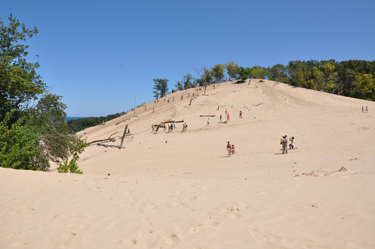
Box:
[169,202,195,213]
[47,214,59,220]
[118,239,137,245]
[64,236,83,248]
[146,233,180,249]
[137,227,153,237]
[188,222,220,234]
[221,202,248,212]
[200,185,216,190]
[137,202,159,214]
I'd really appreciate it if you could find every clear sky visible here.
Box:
[2,0,374,117]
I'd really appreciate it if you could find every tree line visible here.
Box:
[1,15,86,173]
[67,112,124,133]
[152,60,375,101]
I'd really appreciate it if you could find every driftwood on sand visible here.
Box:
[96,143,125,149]
[152,120,184,127]
[200,115,215,117]
[89,132,119,145]
[119,124,128,148]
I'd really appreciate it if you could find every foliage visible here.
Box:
[153,78,169,99]
[175,72,194,91]
[0,14,87,173]
[67,112,123,133]
[0,110,42,170]
[0,14,45,125]
[251,66,268,79]
[225,62,239,79]
[210,64,225,82]
[193,66,212,86]
[57,153,82,174]
[237,67,252,81]
[350,74,375,100]
[267,64,288,83]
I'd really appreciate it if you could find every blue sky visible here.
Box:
[2,0,374,117]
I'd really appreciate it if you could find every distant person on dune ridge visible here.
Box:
[102,120,105,125]
[365,106,368,113]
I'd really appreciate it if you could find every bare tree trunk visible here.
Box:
[120,124,128,148]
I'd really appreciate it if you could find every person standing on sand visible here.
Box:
[280,136,286,154]
[227,141,231,157]
[207,118,210,125]
[220,114,222,122]
[362,106,364,112]
[231,144,236,155]
[174,122,176,128]
[153,107,155,112]
[152,125,155,132]
[289,137,296,149]
[239,111,242,118]
[284,135,288,154]
[227,113,230,122]
[365,106,368,113]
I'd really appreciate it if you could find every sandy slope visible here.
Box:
[1,80,375,248]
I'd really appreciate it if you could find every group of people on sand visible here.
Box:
[362,106,369,113]
[153,122,187,133]
[280,135,296,154]
[219,110,243,123]
[226,141,236,157]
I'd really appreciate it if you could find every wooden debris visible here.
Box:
[89,131,119,145]
[200,115,215,117]
[152,120,184,127]
[120,124,128,148]
[96,143,125,149]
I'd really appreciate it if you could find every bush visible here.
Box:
[0,111,43,170]
[57,153,83,174]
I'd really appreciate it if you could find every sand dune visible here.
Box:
[1,80,375,248]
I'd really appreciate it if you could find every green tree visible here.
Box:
[0,14,45,125]
[210,64,225,82]
[0,15,87,172]
[152,78,169,99]
[321,62,338,93]
[268,64,288,82]
[251,66,268,79]
[0,110,42,170]
[225,61,239,79]
[238,67,252,81]
[30,94,87,170]
[350,74,375,100]
[175,71,194,91]
[174,81,184,91]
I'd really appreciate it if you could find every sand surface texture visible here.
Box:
[1,80,375,248]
